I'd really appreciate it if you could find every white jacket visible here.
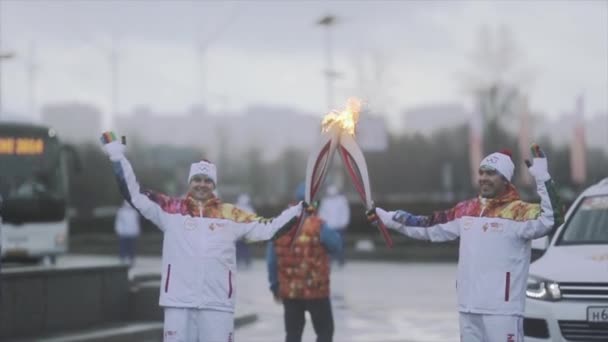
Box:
[319,194,350,230]
[114,203,141,237]
[378,179,562,316]
[111,155,302,312]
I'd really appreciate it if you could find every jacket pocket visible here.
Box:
[201,259,235,308]
[477,271,506,308]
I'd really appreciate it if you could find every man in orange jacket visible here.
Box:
[267,183,343,342]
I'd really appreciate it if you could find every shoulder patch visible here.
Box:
[500,201,540,221]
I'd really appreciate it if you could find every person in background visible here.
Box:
[318,184,350,267]
[267,183,342,342]
[114,199,141,266]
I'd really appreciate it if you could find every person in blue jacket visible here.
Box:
[267,183,342,342]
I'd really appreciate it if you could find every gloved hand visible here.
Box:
[302,201,317,215]
[365,206,379,223]
[270,285,281,303]
[273,292,282,304]
[366,206,400,229]
[99,131,125,161]
[293,201,304,216]
[526,144,551,182]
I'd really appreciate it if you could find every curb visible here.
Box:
[13,313,259,342]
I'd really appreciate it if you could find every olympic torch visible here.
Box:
[291,98,393,248]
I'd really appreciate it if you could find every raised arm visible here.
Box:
[516,145,564,240]
[100,132,167,230]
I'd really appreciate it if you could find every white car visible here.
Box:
[524,178,608,341]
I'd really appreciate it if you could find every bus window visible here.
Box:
[0,126,67,224]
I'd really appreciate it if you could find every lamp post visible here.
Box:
[109,37,119,121]
[0,51,15,119]
[26,41,38,118]
[197,7,239,110]
[0,0,15,118]
[317,15,337,110]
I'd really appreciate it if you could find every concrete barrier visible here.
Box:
[129,280,162,321]
[0,264,129,339]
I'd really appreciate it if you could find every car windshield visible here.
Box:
[557,194,608,245]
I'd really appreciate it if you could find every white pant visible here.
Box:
[459,312,523,342]
[163,307,234,342]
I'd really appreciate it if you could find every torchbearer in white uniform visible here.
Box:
[100,131,304,342]
[368,145,564,342]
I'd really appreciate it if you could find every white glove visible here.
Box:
[280,201,304,221]
[294,201,305,217]
[374,207,401,230]
[99,132,125,161]
[526,144,551,182]
[528,158,550,182]
[103,141,125,161]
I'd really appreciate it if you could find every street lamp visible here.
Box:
[82,36,120,128]
[317,15,338,110]
[0,51,16,118]
[197,6,239,110]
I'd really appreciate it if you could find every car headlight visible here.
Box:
[526,275,561,301]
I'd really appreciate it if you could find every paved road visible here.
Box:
[4,255,461,341]
[237,260,460,342]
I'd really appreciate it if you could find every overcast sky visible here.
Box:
[1,0,606,129]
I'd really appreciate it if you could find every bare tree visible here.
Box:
[351,48,398,116]
[458,25,536,152]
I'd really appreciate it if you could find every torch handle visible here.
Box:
[374,217,394,249]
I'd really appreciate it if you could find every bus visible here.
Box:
[0,122,77,264]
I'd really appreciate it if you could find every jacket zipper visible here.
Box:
[479,198,487,217]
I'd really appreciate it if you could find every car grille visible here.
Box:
[560,283,608,301]
[559,320,608,340]
[523,318,549,338]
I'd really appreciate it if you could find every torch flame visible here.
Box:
[321,97,362,135]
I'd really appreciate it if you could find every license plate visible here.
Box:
[587,306,608,323]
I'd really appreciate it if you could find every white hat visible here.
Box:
[480,152,514,181]
[188,160,217,184]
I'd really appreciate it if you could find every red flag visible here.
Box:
[570,95,587,184]
[469,107,483,187]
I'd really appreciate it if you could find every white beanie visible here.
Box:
[188,160,217,184]
[480,152,514,181]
